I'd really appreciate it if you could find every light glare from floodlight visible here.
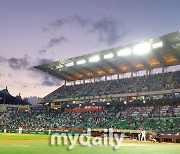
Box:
[65,62,74,67]
[89,55,100,62]
[117,48,131,56]
[152,42,163,49]
[133,43,151,55]
[104,53,114,59]
[76,59,86,65]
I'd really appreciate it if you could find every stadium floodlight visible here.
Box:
[152,42,163,49]
[117,48,131,56]
[133,42,151,55]
[76,59,86,65]
[89,55,100,63]
[104,53,114,59]
[65,62,74,67]
[56,64,63,69]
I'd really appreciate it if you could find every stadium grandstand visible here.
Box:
[0,30,180,143]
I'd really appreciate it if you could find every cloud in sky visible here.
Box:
[8,55,31,70]
[0,56,6,62]
[41,77,60,86]
[47,36,68,48]
[0,55,31,70]
[43,15,126,45]
[88,17,126,45]
[0,55,61,90]
[38,49,47,54]
[28,96,39,105]
[30,67,61,87]
[0,55,54,70]
[37,58,54,65]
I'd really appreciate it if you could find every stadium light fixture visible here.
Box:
[76,59,86,65]
[133,42,151,55]
[65,62,74,67]
[56,64,63,69]
[104,53,114,59]
[89,55,100,63]
[152,42,163,49]
[117,48,131,56]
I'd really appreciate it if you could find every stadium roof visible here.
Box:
[35,30,180,81]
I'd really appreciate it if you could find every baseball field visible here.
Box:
[0,133,179,154]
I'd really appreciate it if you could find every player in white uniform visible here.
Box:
[19,126,23,134]
[4,128,7,133]
[141,130,146,142]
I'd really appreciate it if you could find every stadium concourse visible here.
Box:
[0,30,180,143]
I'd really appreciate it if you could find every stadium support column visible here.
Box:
[117,74,120,80]
[162,67,165,73]
[105,75,107,81]
[131,72,133,78]
[149,69,152,75]
[64,80,67,86]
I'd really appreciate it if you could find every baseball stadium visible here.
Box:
[0,30,180,154]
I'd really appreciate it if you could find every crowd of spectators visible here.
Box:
[0,104,179,134]
[44,71,180,101]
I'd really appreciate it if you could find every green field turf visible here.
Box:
[0,133,179,154]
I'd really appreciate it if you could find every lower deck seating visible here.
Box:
[0,105,179,134]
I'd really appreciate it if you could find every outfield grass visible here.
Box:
[0,133,179,154]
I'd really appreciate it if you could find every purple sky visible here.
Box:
[0,0,180,98]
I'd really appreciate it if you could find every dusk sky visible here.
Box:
[0,0,180,99]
